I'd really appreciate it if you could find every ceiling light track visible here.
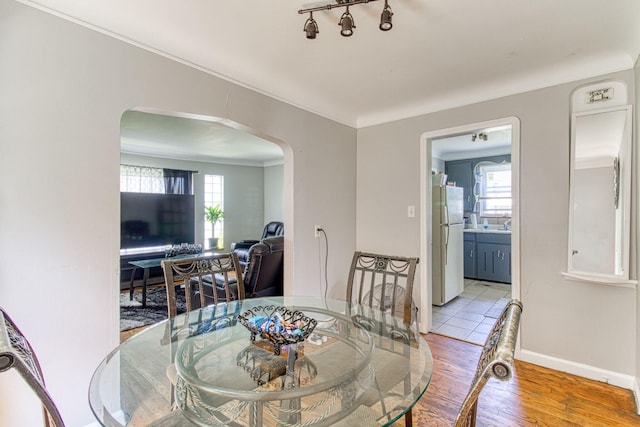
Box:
[299,0,393,39]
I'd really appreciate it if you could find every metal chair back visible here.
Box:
[454,299,523,427]
[161,252,245,318]
[346,252,419,427]
[0,307,65,427]
[346,252,419,326]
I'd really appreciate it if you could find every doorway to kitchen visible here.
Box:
[419,117,520,345]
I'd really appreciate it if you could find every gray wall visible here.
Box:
[357,69,638,389]
[264,164,285,224]
[0,1,356,425]
[635,57,640,409]
[120,153,270,251]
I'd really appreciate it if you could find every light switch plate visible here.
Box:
[407,205,415,218]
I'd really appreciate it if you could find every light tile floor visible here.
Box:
[432,279,511,345]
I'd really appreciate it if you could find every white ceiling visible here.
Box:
[432,126,511,161]
[22,0,640,128]
[120,111,284,166]
[21,0,640,161]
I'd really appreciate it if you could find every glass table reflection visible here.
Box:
[89,297,433,426]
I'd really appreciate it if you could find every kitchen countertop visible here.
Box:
[464,227,512,234]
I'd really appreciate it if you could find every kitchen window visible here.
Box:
[475,162,512,217]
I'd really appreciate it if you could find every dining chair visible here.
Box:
[161,252,245,318]
[346,251,419,427]
[347,251,420,330]
[454,299,523,427]
[0,307,65,427]
[160,252,245,410]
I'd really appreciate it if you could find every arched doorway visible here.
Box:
[118,108,290,338]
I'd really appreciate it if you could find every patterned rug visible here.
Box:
[120,287,186,332]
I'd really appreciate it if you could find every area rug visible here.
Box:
[120,287,186,332]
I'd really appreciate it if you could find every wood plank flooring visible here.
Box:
[410,333,640,426]
[119,325,640,426]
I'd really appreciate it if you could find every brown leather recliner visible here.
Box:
[190,236,284,306]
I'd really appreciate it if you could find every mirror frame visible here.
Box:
[564,81,636,286]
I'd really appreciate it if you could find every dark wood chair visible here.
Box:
[0,307,65,427]
[161,252,245,318]
[346,252,420,427]
[454,299,523,427]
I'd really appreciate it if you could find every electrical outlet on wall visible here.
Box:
[314,225,322,238]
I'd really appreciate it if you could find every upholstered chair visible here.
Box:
[231,221,283,268]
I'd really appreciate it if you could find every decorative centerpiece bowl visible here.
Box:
[238,305,317,355]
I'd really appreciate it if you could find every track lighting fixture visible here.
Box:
[298,0,394,39]
[339,7,355,37]
[304,12,319,39]
[379,0,393,31]
[471,132,489,142]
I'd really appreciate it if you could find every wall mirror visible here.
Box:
[565,81,634,285]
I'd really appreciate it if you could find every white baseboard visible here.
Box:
[519,349,636,391]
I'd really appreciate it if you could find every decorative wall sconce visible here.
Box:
[299,0,393,39]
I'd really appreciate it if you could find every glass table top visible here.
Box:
[128,251,217,269]
[89,296,433,427]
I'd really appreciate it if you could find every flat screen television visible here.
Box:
[120,192,195,250]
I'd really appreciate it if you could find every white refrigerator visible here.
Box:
[432,185,465,306]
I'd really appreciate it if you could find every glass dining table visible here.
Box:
[89,296,433,427]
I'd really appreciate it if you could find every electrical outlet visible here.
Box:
[314,225,322,238]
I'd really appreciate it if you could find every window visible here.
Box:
[204,174,224,248]
[120,165,165,193]
[476,162,511,216]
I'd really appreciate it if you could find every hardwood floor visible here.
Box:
[119,326,640,426]
[411,333,640,426]
[120,324,147,343]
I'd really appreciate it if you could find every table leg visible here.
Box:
[279,345,301,424]
[249,401,263,427]
[129,266,138,301]
[141,268,150,308]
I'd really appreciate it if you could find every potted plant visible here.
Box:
[204,204,224,249]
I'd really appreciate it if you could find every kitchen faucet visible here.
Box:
[503,218,512,230]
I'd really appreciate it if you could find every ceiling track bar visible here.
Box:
[298,0,380,14]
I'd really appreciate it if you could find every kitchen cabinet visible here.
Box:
[463,233,477,278]
[477,243,511,283]
[464,231,511,283]
[445,160,473,212]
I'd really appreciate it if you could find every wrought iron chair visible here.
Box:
[346,251,420,427]
[0,307,65,427]
[454,299,523,427]
[160,252,246,409]
[161,252,245,319]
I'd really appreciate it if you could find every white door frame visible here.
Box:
[419,117,521,333]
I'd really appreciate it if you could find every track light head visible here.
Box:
[304,13,319,39]
[380,1,393,31]
[339,7,355,37]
